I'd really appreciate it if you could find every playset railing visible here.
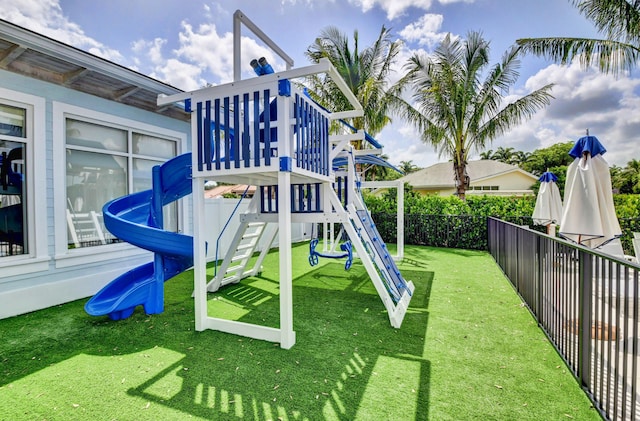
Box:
[158,58,364,184]
[190,79,331,179]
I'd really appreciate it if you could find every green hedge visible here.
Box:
[364,190,640,254]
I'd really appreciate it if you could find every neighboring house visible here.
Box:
[0,19,191,319]
[398,160,538,196]
[204,184,257,198]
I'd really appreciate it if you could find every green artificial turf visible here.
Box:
[0,243,600,420]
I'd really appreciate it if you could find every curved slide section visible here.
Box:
[85,153,194,320]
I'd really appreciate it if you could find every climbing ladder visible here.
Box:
[207,219,277,292]
[346,201,414,328]
[321,180,414,328]
[350,206,408,300]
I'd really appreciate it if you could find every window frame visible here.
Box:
[52,102,187,268]
[0,88,48,278]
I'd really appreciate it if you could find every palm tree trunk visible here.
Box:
[453,154,469,200]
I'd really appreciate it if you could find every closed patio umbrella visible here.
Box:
[559,134,621,249]
[533,170,563,234]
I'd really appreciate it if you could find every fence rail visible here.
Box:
[488,217,640,421]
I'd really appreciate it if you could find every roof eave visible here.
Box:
[0,19,183,96]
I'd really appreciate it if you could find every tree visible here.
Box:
[612,158,640,193]
[479,147,530,166]
[397,32,555,200]
[491,146,516,164]
[304,25,403,145]
[517,0,640,76]
[521,141,575,175]
[479,149,493,159]
[512,150,532,166]
[624,158,640,193]
[521,141,574,197]
[363,154,391,181]
[399,160,419,174]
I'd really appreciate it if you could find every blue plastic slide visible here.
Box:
[85,153,194,320]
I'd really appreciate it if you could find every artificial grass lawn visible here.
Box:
[0,243,600,420]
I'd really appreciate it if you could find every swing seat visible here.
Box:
[308,238,353,270]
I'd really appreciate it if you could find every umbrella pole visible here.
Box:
[547,223,556,236]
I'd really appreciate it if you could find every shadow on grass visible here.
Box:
[158,259,435,419]
[0,244,435,420]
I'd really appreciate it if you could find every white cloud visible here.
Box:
[377,121,442,169]
[151,58,206,92]
[127,19,285,90]
[348,0,475,20]
[170,21,281,87]
[489,60,640,167]
[349,0,434,20]
[0,0,123,62]
[399,14,446,48]
[438,0,475,4]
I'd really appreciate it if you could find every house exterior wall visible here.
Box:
[0,69,191,319]
[411,171,536,196]
[475,172,535,191]
[413,187,456,196]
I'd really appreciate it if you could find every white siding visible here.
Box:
[0,69,191,319]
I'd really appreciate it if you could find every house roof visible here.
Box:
[0,19,189,121]
[399,160,538,188]
[204,184,256,198]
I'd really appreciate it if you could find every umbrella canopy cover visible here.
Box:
[559,135,622,249]
[533,171,563,226]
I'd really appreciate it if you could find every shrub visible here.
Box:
[364,189,640,253]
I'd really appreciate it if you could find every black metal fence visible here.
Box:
[488,217,640,421]
[370,213,546,250]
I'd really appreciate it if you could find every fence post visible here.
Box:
[487,217,492,254]
[535,233,542,319]
[578,249,592,387]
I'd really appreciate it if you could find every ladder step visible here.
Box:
[226,265,243,273]
[231,253,251,262]
[242,232,261,239]
[222,274,241,284]
[236,243,255,251]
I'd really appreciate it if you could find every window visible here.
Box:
[65,118,178,249]
[470,185,499,191]
[0,105,28,257]
[0,90,46,275]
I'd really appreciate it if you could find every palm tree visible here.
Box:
[479,149,494,159]
[613,158,640,193]
[491,146,516,164]
[517,0,640,75]
[512,150,531,167]
[399,160,419,174]
[625,158,640,193]
[304,25,403,144]
[398,31,555,199]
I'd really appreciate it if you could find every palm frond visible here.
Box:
[572,0,640,44]
[476,83,554,146]
[517,37,640,74]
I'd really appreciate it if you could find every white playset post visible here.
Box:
[158,10,413,349]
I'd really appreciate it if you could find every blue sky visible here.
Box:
[1,0,638,169]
